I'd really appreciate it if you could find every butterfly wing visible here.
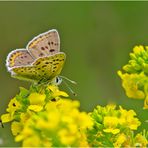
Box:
[10,52,66,82]
[6,49,35,71]
[33,52,66,80]
[10,66,39,82]
[27,29,60,59]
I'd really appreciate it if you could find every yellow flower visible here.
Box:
[1,113,13,123]
[11,121,22,136]
[20,111,34,125]
[118,45,148,109]
[118,71,145,99]
[58,129,77,145]
[28,105,43,112]
[22,135,42,147]
[14,98,91,147]
[28,92,46,105]
[79,131,90,147]
[103,116,119,127]
[103,116,120,134]
[28,92,46,112]
[15,119,34,142]
[87,104,146,147]
[119,107,141,130]
[134,133,148,147]
[45,99,80,113]
[103,128,120,135]
[6,97,22,116]
[133,45,145,54]
[48,85,69,99]
[1,98,22,123]
[38,111,60,129]
[78,112,93,129]
[114,133,126,147]
[2,82,146,147]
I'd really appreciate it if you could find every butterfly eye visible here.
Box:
[51,77,62,85]
[55,77,62,85]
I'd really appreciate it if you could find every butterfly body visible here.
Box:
[6,29,66,84]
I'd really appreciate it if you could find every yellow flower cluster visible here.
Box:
[118,45,148,109]
[17,99,92,147]
[1,85,93,147]
[87,104,147,147]
[0,81,147,147]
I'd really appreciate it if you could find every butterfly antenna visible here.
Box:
[60,76,77,85]
[62,79,77,96]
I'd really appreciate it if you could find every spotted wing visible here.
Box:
[33,52,66,79]
[10,52,66,82]
[10,66,39,82]
[27,29,60,59]
[6,49,34,71]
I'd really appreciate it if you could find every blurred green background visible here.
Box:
[0,1,148,146]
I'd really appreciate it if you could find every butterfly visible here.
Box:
[6,29,66,84]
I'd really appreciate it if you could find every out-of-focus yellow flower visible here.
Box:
[79,131,90,147]
[14,98,92,147]
[15,119,34,142]
[20,111,34,124]
[134,133,148,147]
[11,121,22,136]
[77,112,93,129]
[114,133,126,147]
[58,128,77,145]
[22,135,42,147]
[38,111,60,129]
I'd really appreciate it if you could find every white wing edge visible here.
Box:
[26,29,60,51]
[6,48,34,72]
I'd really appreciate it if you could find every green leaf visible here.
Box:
[19,87,29,98]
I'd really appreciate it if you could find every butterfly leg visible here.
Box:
[37,77,49,85]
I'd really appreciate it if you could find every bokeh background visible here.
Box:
[0,1,148,146]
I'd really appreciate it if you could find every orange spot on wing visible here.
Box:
[9,52,22,67]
